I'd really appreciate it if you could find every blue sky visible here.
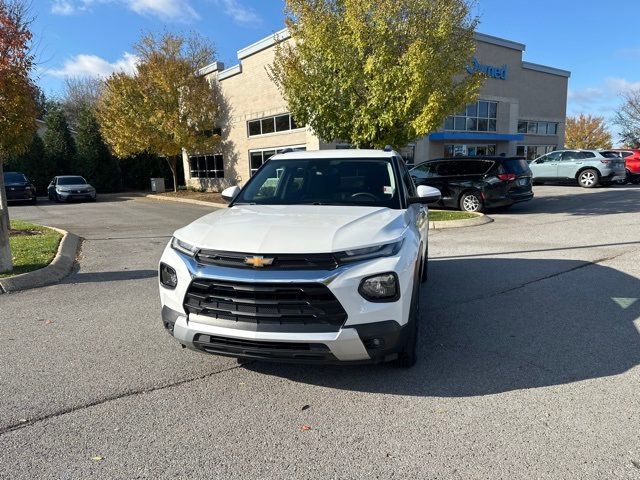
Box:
[33,0,640,143]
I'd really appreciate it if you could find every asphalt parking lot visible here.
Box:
[1,185,639,479]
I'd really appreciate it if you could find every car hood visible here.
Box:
[4,182,28,187]
[174,204,408,253]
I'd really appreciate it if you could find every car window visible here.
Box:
[3,172,27,183]
[499,159,530,174]
[437,161,490,176]
[236,158,401,209]
[411,162,438,180]
[582,152,596,158]
[58,176,87,185]
[621,152,633,158]
[560,151,577,161]
[398,160,417,197]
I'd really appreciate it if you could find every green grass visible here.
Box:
[429,210,478,221]
[0,220,63,278]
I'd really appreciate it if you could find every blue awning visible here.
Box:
[429,132,525,142]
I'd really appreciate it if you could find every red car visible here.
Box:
[602,149,640,184]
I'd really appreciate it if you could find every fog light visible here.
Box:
[160,263,178,289]
[358,272,399,302]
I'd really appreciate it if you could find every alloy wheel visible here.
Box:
[462,194,481,212]
[579,171,596,187]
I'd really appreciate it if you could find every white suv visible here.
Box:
[158,149,440,367]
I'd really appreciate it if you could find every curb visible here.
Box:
[0,227,81,294]
[429,212,493,230]
[145,194,227,209]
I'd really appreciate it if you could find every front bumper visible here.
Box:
[162,305,406,363]
[159,238,419,364]
[6,190,35,201]
[57,191,96,201]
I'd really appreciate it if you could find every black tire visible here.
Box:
[631,176,640,185]
[459,191,484,213]
[30,197,37,205]
[577,169,599,188]
[421,251,428,284]
[395,268,421,368]
[614,170,630,185]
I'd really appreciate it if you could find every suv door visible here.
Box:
[530,151,561,179]
[557,151,586,178]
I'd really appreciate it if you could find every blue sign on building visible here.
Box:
[466,57,508,80]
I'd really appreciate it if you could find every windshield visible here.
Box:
[3,172,27,183]
[235,158,401,208]
[58,176,87,185]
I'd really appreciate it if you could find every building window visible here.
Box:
[517,121,559,135]
[444,100,498,132]
[516,145,557,160]
[249,145,307,176]
[444,144,496,157]
[399,144,415,165]
[189,154,224,179]
[247,113,304,137]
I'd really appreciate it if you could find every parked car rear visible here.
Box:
[529,150,626,188]
[601,149,640,184]
[409,156,533,212]
[3,172,37,204]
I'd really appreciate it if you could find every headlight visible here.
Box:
[358,272,399,302]
[171,237,199,257]
[336,239,403,264]
[159,263,178,289]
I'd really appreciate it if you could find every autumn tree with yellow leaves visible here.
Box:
[98,32,221,191]
[0,0,37,273]
[270,0,482,149]
[565,114,613,150]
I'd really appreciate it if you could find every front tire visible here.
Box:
[460,191,484,213]
[577,169,599,188]
[396,268,421,368]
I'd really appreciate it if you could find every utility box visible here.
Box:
[150,178,166,193]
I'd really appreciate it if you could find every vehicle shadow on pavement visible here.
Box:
[246,258,640,397]
[63,269,157,284]
[501,186,640,216]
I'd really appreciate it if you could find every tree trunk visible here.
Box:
[0,159,13,274]
[165,156,178,192]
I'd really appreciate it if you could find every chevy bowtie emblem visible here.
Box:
[244,256,274,268]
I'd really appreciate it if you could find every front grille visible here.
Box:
[195,249,339,270]
[184,279,347,332]
[193,334,335,361]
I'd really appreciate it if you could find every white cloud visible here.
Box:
[49,52,138,78]
[216,0,261,25]
[51,0,76,15]
[128,0,199,22]
[568,77,640,113]
[50,0,199,23]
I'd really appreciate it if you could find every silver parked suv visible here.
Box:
[529,150,626,188]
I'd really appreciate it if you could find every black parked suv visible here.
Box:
[409,156,533,212]
[3,172,37,204]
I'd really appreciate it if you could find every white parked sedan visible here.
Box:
[158,149,440,367]
[47,176,97,202]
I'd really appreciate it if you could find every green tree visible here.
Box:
[74,105,121,192]
[270,0,482,149]
[42,102,76,175]
[97,32,221,191]
[6,133,54,193]
[0,0,37,273]
[565,114,612,150]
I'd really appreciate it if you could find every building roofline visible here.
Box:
[237,27,290,60]
[522,61,571,78]
[218,63,242,80]
[474,32,525,51]
[198,61,225,76]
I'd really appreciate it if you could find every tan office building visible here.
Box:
[184,29,570,190]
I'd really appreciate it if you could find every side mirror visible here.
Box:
[408,185,441,205]
[221,185,241,203]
